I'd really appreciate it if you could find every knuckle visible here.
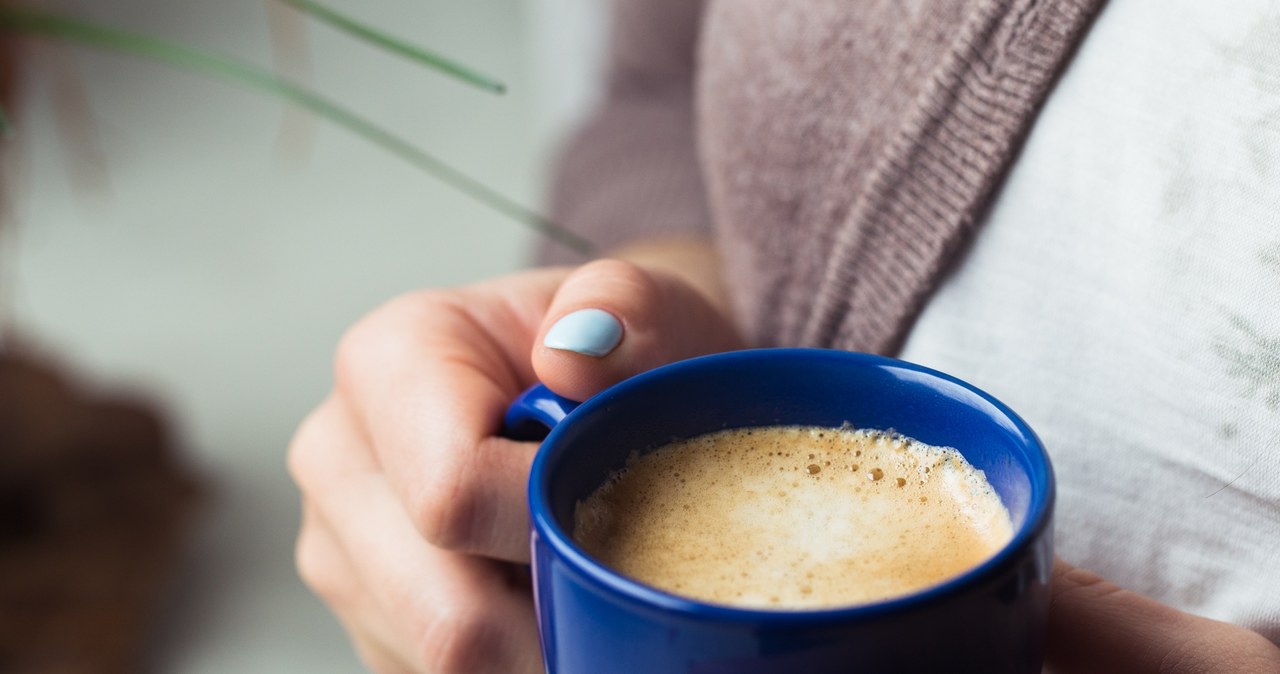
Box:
[419,603,503,674]
[1058,564,1105,589]
[1052,564,1112,604]
[1066,567,1128,603]
[286,406,328,492]
[332,290,449,391]
[409,452,480,551]
[577,259,669,333]
[294,525,345,608]
[333,312,386,394]
[581,258,659,298]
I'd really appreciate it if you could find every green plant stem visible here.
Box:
[0,103,12,138]
[0,8,591,254]
[277,0,505,94]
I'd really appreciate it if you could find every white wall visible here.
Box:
[3,1,604,671]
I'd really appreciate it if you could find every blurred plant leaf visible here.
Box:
[277,0,505,94]
[0,102,11,138]
[0,7,591,253]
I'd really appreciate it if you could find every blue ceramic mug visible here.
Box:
[504,348,1054,674]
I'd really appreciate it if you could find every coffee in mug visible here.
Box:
[573,425,1013,609]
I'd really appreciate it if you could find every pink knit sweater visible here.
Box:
[545,0,1104,355]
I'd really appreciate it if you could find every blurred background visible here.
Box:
[1,0,605,671]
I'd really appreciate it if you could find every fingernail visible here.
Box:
[543,308,623,357]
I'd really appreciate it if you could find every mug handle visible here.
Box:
[502,384,582,441]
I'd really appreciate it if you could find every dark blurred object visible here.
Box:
[0,349,204,673]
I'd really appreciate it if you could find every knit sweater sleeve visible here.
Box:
[537,0,711,265]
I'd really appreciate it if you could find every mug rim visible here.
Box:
[527,347,1055,625]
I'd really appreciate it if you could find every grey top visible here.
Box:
[543,0,1103,354]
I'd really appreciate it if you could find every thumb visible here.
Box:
[532,259,743,401]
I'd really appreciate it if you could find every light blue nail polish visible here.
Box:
[543,308,623,357]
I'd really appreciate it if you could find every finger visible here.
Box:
[332,270,569,559]
[349,631,416,674]
[1044,558,1280,674]
[296,503,419,670]
[297,397,542,674]
[295,502,359,619]
[1044,559,1182,673]
[533,258,744,401]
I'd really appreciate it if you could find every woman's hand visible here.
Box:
[1045,558,1280,673]
[288,244,742,673]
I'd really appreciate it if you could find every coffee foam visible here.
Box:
[572,426,1014,610]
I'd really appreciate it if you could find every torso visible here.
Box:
[898,0,1280,639]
